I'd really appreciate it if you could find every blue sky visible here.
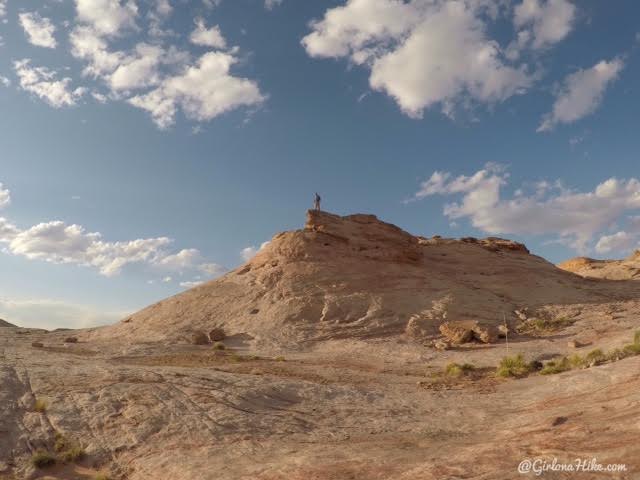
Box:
[1,0,640,328]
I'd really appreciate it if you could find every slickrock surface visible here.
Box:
[3,211,640,479]
[559,250,640,280]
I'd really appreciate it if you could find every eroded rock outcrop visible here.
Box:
[87,210,626,348]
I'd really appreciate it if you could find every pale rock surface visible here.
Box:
[3,211,640,479]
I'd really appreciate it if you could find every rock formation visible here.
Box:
[559,250,640,280]
[90,210,628,348]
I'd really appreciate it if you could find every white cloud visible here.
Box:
[8,221,172,276]
[190,18,226,48]
[0,181,224,277]
[14,59,86,108]
[19,12,57,48]
[513,0,575,51]
[128,51,265,128]
[302,0,532,119]
[0,0,6,18]
[413,164,640,252]
[109,43,163,90]
[240,240,270,261]
[180,280,204,288]
[70,25,126,78]
[265,0,283,10]
[538,58,623,132]
[0,183,10,208]
[68,2,264,129]
[75,0,138,36]
[595,231,635,254]
[0,297,127,330]
[0,75,10,87]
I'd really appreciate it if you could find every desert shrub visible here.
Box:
[540,357,571,375]
[31,450,56,469]
[606,348,628,362]
[64,337,78,343]
[34,399,47,413]
[585,348,606,365]
[518,316,574,335]
[444,362,475,377]
[623,343,640,356]
[274,356,286,362]
[54,432,70,452]
[60,446,85,462]
[634,330,640,345]
[568,354,585,368]
[213,342,226,350]
[496,354,531,378]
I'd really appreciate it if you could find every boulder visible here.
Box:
[208,328,226,342]
[439,320,499,344]
[439,321,474,344]
[31,342,44,348]
[64,337,78,344]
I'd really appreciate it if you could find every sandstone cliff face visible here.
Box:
[90,211,629,348]
[558,251,640,280]
[0,318,16,328]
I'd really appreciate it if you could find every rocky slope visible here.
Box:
[559,251,640,280]
[4,211,640,479]
[89,210,632,349]
[0,318,16,327]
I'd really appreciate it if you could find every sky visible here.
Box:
[1,0,640,329]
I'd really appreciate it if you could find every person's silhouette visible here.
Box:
[314,192,321,211]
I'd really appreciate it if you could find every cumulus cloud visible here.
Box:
[513,0,575,50]
[180,280,204,288]
[303,0,532,118]
[538,58,623,132]
[0,75,11,87]
[128,51,265,128]
[0,297,127,330]
[14,59,86,108]
[189,17,226,48]
[595,231,635,254]
[0,0,6,18]
[75,0,138,36]
[240,241,270,261]
[67,0,264,129]
[412,164,640,253]
[109,43,164,90]
[0,182,223,277]
[19,12,57,48]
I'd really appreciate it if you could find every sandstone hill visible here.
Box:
[91,210,633,348]
[0,318,16,327]
[558,251,640,280]
[5,211,640,480]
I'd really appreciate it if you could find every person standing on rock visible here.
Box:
[314,192,321,211]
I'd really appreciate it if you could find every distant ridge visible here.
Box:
[0,318,17,328]
[558,250,640,280]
